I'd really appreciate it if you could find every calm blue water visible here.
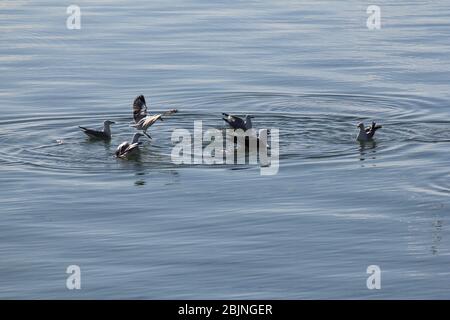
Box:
[1,0,450,299]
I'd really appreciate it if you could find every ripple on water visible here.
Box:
[0,92,448,174]
[423,172,450,198]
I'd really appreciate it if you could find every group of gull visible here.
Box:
[79,94,382,159]
[79,95,177,158]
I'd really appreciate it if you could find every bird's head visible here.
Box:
[357,122,365,130]
[104,120,115,126]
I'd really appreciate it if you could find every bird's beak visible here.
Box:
[111,121,116,125]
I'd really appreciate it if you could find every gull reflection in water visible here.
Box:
[358,140,378,165]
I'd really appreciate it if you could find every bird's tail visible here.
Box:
[222,113,232,124]
[223,118,232,126]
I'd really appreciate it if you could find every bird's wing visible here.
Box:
[367,122,382,139]
[133,118,145,128]
[80,127,109,140]
[223,117,233,127]
[122,143,140,156]
[125,142,139,152]
[115,142,130,156]
[133,95,147,123]
[142,114,162,129]
[365,124,373,133]
[223,115,246,129]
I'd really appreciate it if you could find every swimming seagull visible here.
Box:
[115,133,144,158]
[222,113,253,130]
[357,121,382,141]
[131,94,178,139]
[79,120,115,141]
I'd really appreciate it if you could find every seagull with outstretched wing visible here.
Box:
[131,95,178,139]
[357,121,382,141]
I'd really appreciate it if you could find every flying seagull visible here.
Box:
[115,133,144,158]
[132,114,164,140]
[357,122,382,141]
[131,94,178,139]
[79,120,115,141]
[222,113,253,130]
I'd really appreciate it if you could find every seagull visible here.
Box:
[79,120,115,141]
[357,121,382,141]
[222,113,253,130]
[131,94,178,139]
[115,133,144,158]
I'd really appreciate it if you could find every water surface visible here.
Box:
[1,0,450,299]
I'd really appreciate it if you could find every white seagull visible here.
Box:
[79,120,115,141]
[357,121,382,141]
[131,95,178,139]
[115,133,144,158]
